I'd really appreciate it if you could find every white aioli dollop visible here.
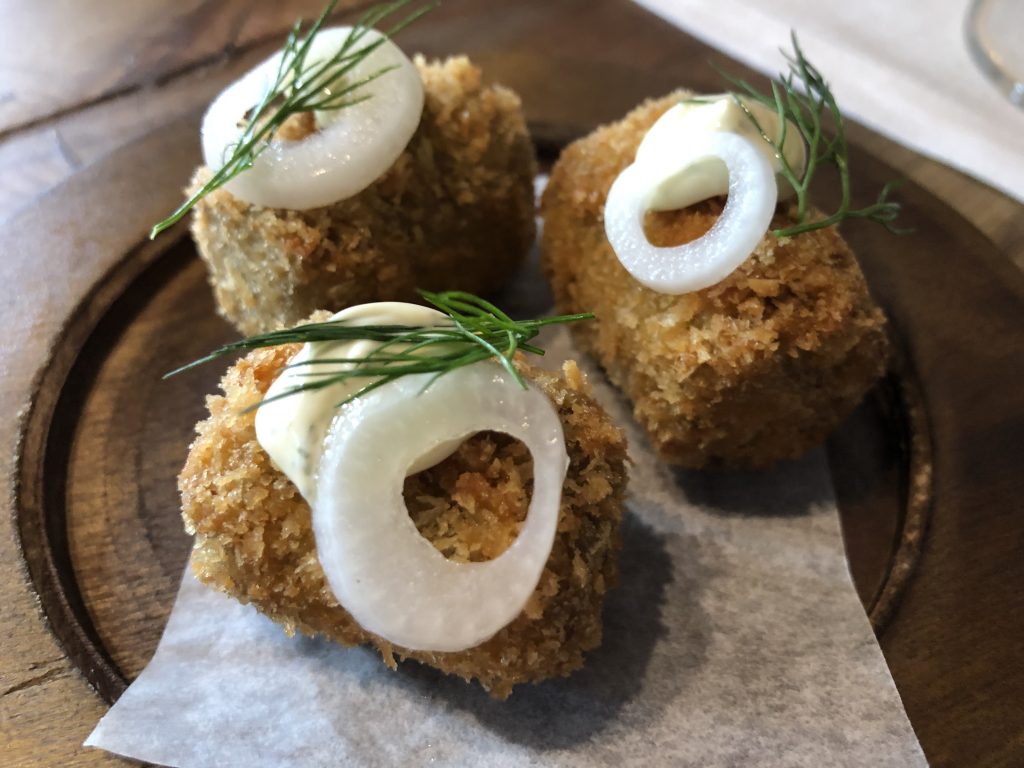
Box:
[255,303,457,501]
[636,96,805,211]
[202,26,424,210]
[254,302,569,652]
[603,95,807,296]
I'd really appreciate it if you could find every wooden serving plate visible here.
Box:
[11,124,932,703]
[2,12,1023,767]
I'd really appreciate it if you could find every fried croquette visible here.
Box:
[190,55,537,335]
[178,349,628,698]
[541,93,889,468]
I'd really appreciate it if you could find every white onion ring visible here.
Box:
[201,26,424,210]
[604,131,778,294]
[313,364,568,652]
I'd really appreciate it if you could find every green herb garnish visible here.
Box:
[710,32,904,238]
[149,0,433,239]
[166,291,593,409]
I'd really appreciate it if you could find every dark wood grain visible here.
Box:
[851,153,1024,768]
[2,2,1023,767]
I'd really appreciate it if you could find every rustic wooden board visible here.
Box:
[2,3,1023,767]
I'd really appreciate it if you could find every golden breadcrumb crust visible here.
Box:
[540,93,889,468]
[190,55,538,335]
[178,349,627,698]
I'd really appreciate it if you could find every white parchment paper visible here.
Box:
[85,320,928,767]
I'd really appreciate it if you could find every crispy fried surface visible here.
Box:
[178,350,627,698]
[540,93,889,468]
[190,55,537,335]
[405,431,533,563]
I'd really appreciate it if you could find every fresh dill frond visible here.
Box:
[715,32,905,238]
[165,291,594,409]
[149,0,433,239]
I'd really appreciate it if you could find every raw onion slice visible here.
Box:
[313,363,568,652]
[604,131,778,295]
[201,26,423,210]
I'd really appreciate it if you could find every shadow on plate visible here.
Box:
[383,512,711,750]
[671,450,834,519]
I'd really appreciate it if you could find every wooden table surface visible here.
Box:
[1,1,1022,766]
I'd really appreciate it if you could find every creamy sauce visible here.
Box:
[201,26,423,210]
[634,95,806,212]
[254,302,462,501]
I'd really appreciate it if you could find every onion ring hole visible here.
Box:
[643,196,727,248]
[403,431,534,563]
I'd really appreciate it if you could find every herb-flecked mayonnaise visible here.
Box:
[254,302,462,501]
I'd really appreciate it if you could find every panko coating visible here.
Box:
[179,348,628,698]
[190,55,537,335]
[541,93,889,468]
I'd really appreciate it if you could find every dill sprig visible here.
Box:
[712,32,904,238]
[166,291,594,409]
[149,0,433,239]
